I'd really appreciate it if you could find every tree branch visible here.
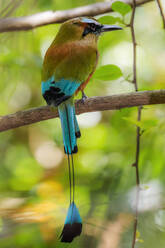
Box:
[0,0,153,33]
[156,0,165,29]
[0,90,165,132]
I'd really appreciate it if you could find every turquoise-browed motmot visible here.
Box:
[41,17,122,243]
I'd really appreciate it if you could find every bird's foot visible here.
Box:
[81,91,88,104]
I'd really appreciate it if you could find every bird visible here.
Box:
[41,17,122,243]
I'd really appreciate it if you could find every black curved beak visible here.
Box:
[100,25,123,32]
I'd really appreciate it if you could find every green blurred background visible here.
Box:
[0,0,165,247]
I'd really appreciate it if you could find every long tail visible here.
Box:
[58,98,78,154]
[61,153,82,243]
[58,98,82,242]
[58,97,76,201]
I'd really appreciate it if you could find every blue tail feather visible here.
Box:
[58,99,77,154]
[73,107,81,138]
[60,202,82,243]
[65,202,82,225]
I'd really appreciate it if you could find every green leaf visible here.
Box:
[136,230,144,243]
[143,185,150,190]
[93,64,122,81]
[142,119,158,130]
[98,15,122,25]
[123,118,158,131]
[138,239,144,243]
[136,230,140,239]
[112,1,132,16]
[123,117,142,127]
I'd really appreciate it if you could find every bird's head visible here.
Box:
[54,17,122,45]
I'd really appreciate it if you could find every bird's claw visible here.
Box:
[81,91,88,104]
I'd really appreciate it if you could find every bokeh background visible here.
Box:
[0,0,165,247]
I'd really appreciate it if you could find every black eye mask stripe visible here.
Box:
[82,23,103,37]
[82,26,91,37]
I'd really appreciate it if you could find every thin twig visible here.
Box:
[156,0,165,29]
[0,0,154,33]
[0,90,165,132]
[3,0,23,18]
[0,0,13,17]
[130,0,137,91]
[132,107,141,248]
[130,0,141,247]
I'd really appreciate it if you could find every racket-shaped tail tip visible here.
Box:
[60,202,82,243]
[60,223,82,243]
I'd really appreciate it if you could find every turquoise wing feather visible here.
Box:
[42,77,80,154]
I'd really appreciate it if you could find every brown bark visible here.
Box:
[0,89,164,132]
[0,0,153,33]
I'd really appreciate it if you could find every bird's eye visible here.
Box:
[82,22,100,37]
[90,23,96,30]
